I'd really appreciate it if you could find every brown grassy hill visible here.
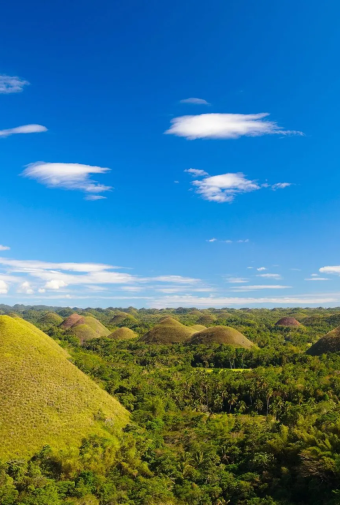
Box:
[188,326,255,348]
[61,314,110,344]
[109,312,137,326]
[72,316,110,337]
[275,317,302,327]
[139,317,196,344]
[190,324,207,332]
[0,316,128,459]
[60,313,83,329]
[108,327,137,341]
[306,326,340,355]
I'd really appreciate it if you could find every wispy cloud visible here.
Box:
[85,195,107,201]
[207,238,249,243]
[0,257,202,295]
[185,168,208,177]
[179,98,210,105]
[0,124,47,138]
[151,293,340,308]
[192,172,260,203]
[257,273,282,279]
[227,277,249,284]
[0,75,29,94]
[22,162,112,197]
[305,276,330,281]
[231,285,291,292]
[257,267,266,271]
[271,182,292,190]
[0,245,10,251]
[165,113,303,140]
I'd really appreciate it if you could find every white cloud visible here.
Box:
[227,277,249,284]
[231,285,291,292]
[305,277,329,281]
[17,281,34,294]
[0,75,29,94]
[0,280,8,294]
[192,172,260,203]
[247,267,254,269]
[257,267,266,271]
[45,279,68,290]
[0,124,47,138]
[271,182,292,190]
[179,98,210,105]
[320,266,340,275]
[185,168,208,177]
[85,195,107,201]
[151,293,340,308]
[22,162,112,195]
[207,238,217,242]
[151,275,199,284]
[257,273,282,279]
[165,113,302,140]
[0,245,10,251]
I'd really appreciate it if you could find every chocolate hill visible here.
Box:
[139,317,196,344]
[0,316,128,458]
[60,313,110,343]
[275,317,302,327]
[307,326,340,355]
[188,326,255,348]
[108,327,137,340]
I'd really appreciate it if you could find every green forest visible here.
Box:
[1,305,340,504]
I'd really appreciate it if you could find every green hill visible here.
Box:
[108,327,137,340]
[197,314,217,326]
[0,316,128,459]
[188,325,255,348]
[109,311,138,327]
[306,326,340,355]
[60,314,110,343]
[139,317,196,344]
[38,311,63,326]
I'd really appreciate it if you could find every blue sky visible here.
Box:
[1,0,340,308]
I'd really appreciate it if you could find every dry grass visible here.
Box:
[188,326,255,348]
[0,316,128,459]
[60,313,83,329]
[38,311,63,326]
[109,312,137,326]
[108,327,137,341]
[307,326,340,355]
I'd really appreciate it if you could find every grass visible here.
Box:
[108,327,137,340]
[61,314,111,343]
[188,326,255,348]
[38,311,63,326]
[275,317,302,327]
[0,316,129,459]
[109,312,137,326]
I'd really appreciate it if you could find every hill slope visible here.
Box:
[0,316,128,458]
[139,317,196,344]
[307,326,340,355]
[188,326,255,348]
[108,327,137,340]
[275,317,301,327]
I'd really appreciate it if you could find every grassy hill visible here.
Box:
[139,316,196,344]
[38,311,63,326]
[0,315,128,459]
[108,327,137,340]
[275,317,302,327]
[306,326,340,355]
[188,325,255,348]
[60,313,110,343]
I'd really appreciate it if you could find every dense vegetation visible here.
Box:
[2,305,340,504]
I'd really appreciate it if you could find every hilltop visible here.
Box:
[139,316,196,344]
[275,317,302,327]
[108,327,137,340]
[188,325,255,348]
[0,316,128,458]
